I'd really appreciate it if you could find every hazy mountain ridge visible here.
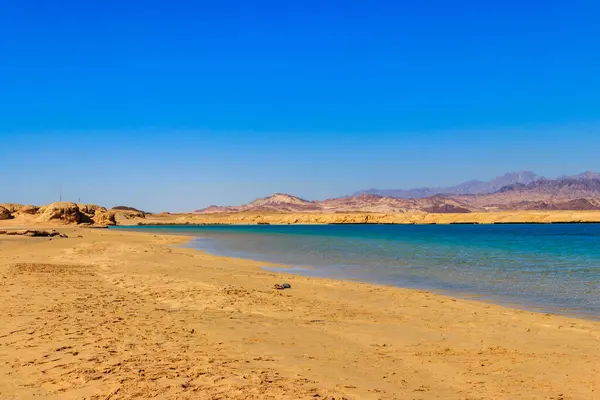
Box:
[195,171,600,214]
[499,177,600,195]
[356,171,541,198]
[561,171,600,181]
[463,176,600,210]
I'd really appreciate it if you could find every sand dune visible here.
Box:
[0,227,599,399]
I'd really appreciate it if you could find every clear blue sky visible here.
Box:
[1,1,599,212]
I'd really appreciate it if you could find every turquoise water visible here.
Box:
[113,224,600,318]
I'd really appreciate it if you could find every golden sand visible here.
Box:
[0,226,599,399]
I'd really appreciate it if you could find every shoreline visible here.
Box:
[195,240,600,323]
[1,226,599,398]
[199,239,600,322]
[118,224,600,322]
[134,220,600,226]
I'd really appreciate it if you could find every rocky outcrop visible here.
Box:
[16,205,40,215]
[36,202,82,224]
[0,204,23,213]
[78,204,105,215]
[92,210,117,225]
[113,209,146,225]
[112,206,146,214]
[20,202,116,225]
[0,204,40,216]
[0,206,12,220]
[77,204,116,226]
[0,202,110,225]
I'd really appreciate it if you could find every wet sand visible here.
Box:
[0,227,599,399]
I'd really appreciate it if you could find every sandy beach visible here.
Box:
[1,226,599,399]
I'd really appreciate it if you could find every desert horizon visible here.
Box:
[6,169,600,215]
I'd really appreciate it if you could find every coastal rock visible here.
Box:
[36,202,82,224]
[92,210,117,226]
[76,204,116,225]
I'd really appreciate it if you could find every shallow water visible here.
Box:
[113,224,600,319]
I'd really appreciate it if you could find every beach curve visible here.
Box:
[0,226,599,399]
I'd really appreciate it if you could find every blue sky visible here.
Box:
[1,1,599,211]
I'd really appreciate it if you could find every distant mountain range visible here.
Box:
[195,171,600,214]
[356,171,541,198]
[355,171,600,198]
[195,193,473,214]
